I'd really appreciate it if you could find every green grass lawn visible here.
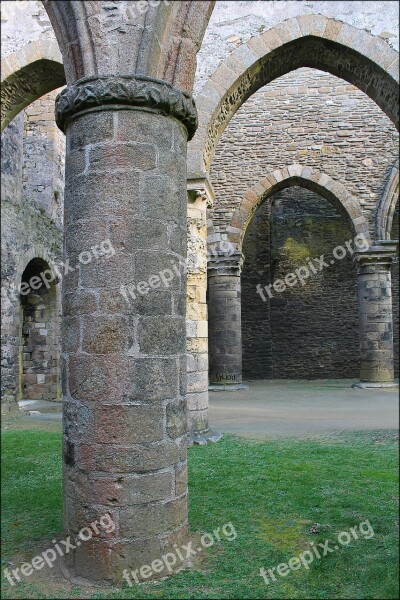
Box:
[1,424,399,599]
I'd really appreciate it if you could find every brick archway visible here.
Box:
[375,159,399,241]
[188,15,399,176]
[209,165,371,257]
[1,40,65,131]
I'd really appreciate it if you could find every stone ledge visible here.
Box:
[352,381,399,389]
[208,383,249,391]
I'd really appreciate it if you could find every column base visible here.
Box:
[188,429,223,446]
[60,560,112,588]
[208,383,249,391]
[352,381,399,389]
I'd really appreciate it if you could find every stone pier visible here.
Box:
[208,253,247,390]
[353,242,398,387]
[186,178,213,438]
[56,75,197,583]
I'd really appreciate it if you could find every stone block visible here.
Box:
[93,404,163,444]
[89,143,156,172]
[119,496,187,538]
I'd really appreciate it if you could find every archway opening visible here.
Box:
[19,258,61,402]
[241,186,359,379]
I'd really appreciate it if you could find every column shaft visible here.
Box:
[354,245,397,385]
[208,258,243,386]
[57,75,196,583]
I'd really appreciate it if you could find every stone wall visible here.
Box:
[391,210,399,377]
[1,0,55,58]
[1,90,64,409]
[242,187,359,379]
[210,68,398,237]
[23,91,65,226]
[195,0,399,95]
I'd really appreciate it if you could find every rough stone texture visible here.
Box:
[194,1,399,95]
[376,161,399,241]
[23,90,65,223]
[20,258,61,400]
[1,0,55,57]
[391,213,399,376]
[55,75,198,140]
[186,186,210,433]
[1,0,398,587]
[189,11,399,182]
[206,67,398,383]
[60,103,189,582]
[242,187,359,379]
[208,257,243,385]
[209,68,398,238]
[1,91,64,409]
[354,246,397,382]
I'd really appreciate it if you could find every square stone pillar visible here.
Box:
[186,178,214,439]
[55,75,197,584]
[353,242,398,387]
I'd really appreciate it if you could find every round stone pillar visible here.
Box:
[353,243,398,387]
[208,253,247,389]
[55,76,197,584]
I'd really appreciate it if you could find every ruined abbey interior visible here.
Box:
[1,0,399,585]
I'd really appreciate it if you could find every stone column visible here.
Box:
[208,253,247,390]
[55,75,197,584]
[353,242,398,388]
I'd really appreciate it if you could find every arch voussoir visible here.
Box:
[188,15,399,178]
[1,40,65,131]
[226,165,371,252]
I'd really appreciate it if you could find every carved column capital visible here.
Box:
[55,74,198,139]
[187,176,215,208]
[208,251,244,277]
[353,242,398,272]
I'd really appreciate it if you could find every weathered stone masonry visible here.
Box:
[0,1,399,585]
[56,75,196,583]
[1,90,64,408]
[241,187,360,380]
[208,68,399,382]
[208,252,244,386]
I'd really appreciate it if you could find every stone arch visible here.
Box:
[19,256,61,403]
[1,40,65,131]
[14,245,60,295]
[188,15,399,176]
[223,165,371,255]
[13,246,62,404]
[43,0,214,91]
[375,159,399,241]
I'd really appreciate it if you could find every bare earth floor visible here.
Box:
[15,379,400,440]
[209,379,400,440]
